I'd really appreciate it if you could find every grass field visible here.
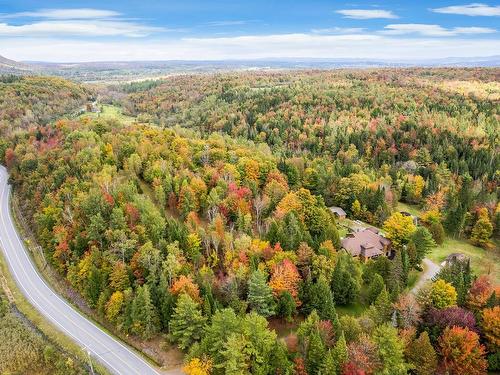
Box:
[79,104,136,125]
[396,202,423,217]
[428,237,499,283]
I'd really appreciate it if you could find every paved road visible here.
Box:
[411,258,441,294]
[0,166,162,375]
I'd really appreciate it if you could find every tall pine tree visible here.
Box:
[247,270,275,317]
[131,284,159,339]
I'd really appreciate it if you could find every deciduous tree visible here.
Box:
[382,213,416,251]
[430,279,457,309]
[438,326,487,375]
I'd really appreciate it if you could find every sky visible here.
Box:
[0,1,499,62]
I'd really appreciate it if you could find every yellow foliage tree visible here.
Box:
[383,212,416,250]
[105,291,124,322]
[430,279,457,309]
[183,357,213,375]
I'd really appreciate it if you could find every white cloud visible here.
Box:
[0,8,121,19]
[0,20,166,37]
[453,26,497,34]
[206,20,248,27]
[431,3,500,16]
[2,33,498,62]
[382,23,496,36]
[0,8,170,37]
[311,27,365,34]
[336,9,398,19]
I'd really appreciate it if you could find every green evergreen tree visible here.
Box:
[320,350,337,375]
[169,294,206,350]
[277,291,296,322]
[158,276,175,330]
[372,323,409,375]
[429,221,445,245]
[367,273,385,304]
[247,270,275,317]
[220,333,249,374]
[311,276,339,326]
[331,251,359,305]
[306,329,326,375]
[388,249,410,290]
[445,175,473,237]
[269,341,294,375]
[331,332,349,374]
[86,265,105,308]
[406,332,438,375]
[410,227,436,267]
[131,284,159,339]
[370,287,392,325]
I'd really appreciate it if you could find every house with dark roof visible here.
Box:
[341,228,392,261]
[329,206,347,219]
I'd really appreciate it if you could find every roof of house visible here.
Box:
[329,206,346,216]
[341,228,390,257]
[445,253,469,263]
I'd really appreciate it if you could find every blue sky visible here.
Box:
[0,1,499,61]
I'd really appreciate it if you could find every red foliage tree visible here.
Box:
[342,362,366,375]
[293,357,308,375]
[468,275,493,310]
[438,326,487,375]
[347,334,381,375]
[424,306,477,333]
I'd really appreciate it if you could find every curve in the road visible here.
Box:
[0,166,161,375]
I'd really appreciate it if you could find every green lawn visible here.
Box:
[336,301,367,317]
[79,104,136,125]
[396,202,423,217]
[428,237,500,283]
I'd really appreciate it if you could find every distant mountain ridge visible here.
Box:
[24,55,500,66]
[1,54,498,82]
[0,55,33,72]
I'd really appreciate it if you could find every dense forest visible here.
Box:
[2,69,499,374]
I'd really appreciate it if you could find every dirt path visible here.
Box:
[411,258,441,294]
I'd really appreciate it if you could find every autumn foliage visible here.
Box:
[438,326,488,375]
[268,259,302,306]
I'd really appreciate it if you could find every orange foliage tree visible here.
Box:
[482,306,500,351]
[467,275,493,310]
[268,259,302,306]
[170,275,200,301]
[438,326,487,375]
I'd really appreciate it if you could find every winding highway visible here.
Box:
[0,165,161,375]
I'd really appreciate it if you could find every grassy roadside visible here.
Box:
[0,251,110,375]
[9,193,167,372]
